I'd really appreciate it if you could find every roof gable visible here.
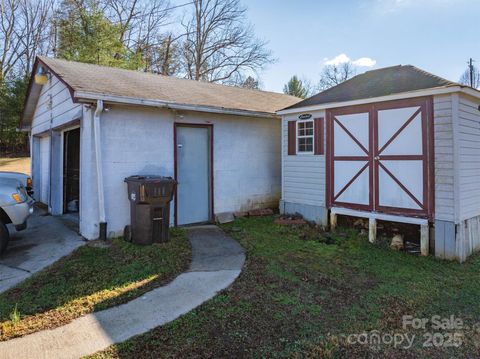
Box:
[284,65,459,110]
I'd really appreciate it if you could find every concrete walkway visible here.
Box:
[0,225,245,359]
[0,209,85,293]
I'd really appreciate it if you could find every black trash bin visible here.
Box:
[124,175,177,245]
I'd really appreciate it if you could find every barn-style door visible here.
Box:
[327,97,433,219]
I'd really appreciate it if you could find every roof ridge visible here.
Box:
[38,56,297,99]
[282,64,461,111]
[405,64,458,86]
[364,64,402,73]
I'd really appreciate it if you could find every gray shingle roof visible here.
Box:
[284,65,459,110]
[38,56,300,114]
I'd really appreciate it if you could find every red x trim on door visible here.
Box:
[326,97,434,219]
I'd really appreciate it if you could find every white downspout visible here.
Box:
[93,100,107,239]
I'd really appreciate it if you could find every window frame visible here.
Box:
[296,119,314,154]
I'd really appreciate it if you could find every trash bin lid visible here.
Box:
[124,175,176,184]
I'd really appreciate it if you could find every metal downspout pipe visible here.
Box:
[93,100,107,240]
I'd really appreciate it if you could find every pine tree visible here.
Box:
[56,0,142,69]
[283,75,309,98]
[241,76,260,89]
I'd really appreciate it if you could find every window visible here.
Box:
[297,120,314,153]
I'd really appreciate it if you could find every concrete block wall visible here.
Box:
[94,105,281,238]
[99,106,174,238]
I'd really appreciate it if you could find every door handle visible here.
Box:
[374,156,380,161]
[177,144,183,149]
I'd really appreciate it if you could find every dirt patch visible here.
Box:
[0,157,31,175]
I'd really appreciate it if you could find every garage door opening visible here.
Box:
[63,128,80,213]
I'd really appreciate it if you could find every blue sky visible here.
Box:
[239,0,479,92]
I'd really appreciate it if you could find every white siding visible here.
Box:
[281,111,326,206]
[31,75,81,135]
[457,93,480,221]
[97,106,281,237]
[433,94,455,222]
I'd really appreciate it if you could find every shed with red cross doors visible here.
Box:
[278,65,480,262]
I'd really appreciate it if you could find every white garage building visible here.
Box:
[21,56,299,240]
[278,65,480,261]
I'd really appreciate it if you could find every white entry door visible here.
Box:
[176,125,212,225]
[39,136,50,204]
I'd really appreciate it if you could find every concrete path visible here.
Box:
[0,208,85,293]
[0,225,245,359]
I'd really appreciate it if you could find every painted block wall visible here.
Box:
[95,105,281,238]
[180,111,281,214]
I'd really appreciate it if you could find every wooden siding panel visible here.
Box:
[31,74,79,135]
[282,112,326,207]
[458,94,480,221]
[434,94,455,221]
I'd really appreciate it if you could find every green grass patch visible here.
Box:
[0,229,191,340]
[84,217,480,357]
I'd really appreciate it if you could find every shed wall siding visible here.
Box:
[281,110,326,206]
[31,75,81,135]
[98,106,281,237]
[457,94,480,221]
[433,94,455,222]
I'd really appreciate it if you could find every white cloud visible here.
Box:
[324,54,351,66]
[352,57,377,67]
[323,53,376,67]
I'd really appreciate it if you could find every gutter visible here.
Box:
[93,99,107,240]
[277,85,480,115]
[74,91,280,119]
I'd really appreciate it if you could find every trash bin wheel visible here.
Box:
[124,225,132,242]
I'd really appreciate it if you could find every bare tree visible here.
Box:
[459,60,480,89]
[0,0,23,80]
[17,0,55,76]
[0,0,53,81]
[318,62,356,91]
[181,0,273,84]
[101,0,178,72]
[142,32,183,75]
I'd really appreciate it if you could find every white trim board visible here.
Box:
[278,86,480,115]
[330,207,428,225]
[74,91,280,119]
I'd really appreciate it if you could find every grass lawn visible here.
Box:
[0,157,31,175]
[90,216,480,358]
[0,229,190,341]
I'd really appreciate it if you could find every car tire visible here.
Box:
[0,221,9,254]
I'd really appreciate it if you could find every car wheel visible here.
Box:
[0,221,9,254]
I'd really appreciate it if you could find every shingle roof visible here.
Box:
[38,56,300,115]
[284,65,459,110]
